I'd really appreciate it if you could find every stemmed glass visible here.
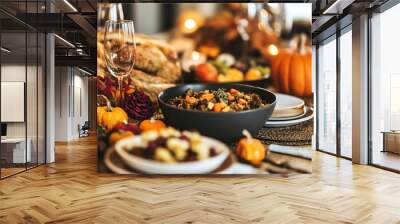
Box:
[104,20,136,105]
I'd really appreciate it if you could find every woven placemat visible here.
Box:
[256,119,313,146]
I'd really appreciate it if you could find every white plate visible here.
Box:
[271,93,305,118]
[269,106,307,121]
[265,107,313,128]
[274,93,305,110]
[114,136,230,174]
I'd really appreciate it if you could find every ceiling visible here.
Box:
[0,0,96,74]
[310,0,391,43]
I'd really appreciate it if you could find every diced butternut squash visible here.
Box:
[200,93,214,101]
[213,103,225,112]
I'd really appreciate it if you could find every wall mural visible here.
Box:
[97,2,313,175]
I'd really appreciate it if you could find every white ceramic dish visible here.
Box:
[271,93,305,118]
[114,135,230,174]
[269,106,306,121]
[105,147,234,174]
[265,107,313,128]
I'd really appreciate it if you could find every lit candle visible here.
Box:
[267,44,279,56]
[177,11,204,34]
[181,51,206,72]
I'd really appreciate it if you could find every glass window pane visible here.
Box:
[1,31,27,177]
[317,37,337,154]
[340,29,352,158]
[27,31,38,169]
[371,4,400,171]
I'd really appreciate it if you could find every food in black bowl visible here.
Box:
[167,88,267,112]
[158,83,276,142]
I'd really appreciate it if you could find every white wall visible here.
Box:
[1,63,46,163]
[1,65,29,138]
[54,67,89,141]
[54,66,70,141]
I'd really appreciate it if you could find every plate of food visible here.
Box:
[158,83,276,142]
[113,127,231,174]
[182,53,271,87]
[104,146,235,175]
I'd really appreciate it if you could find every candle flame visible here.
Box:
[267,44,279,56]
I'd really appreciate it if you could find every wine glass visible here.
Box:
[104,20,136,105]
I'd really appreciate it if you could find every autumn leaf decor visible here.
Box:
[97,74,155,122]
[122,91,155,121]
[97,75,133,104]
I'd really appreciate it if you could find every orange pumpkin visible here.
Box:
[139,119,166,132]
[97,106,107,124]
[98,101,128,130]
[270,34,312,97]
[108,131,134,145]
[236,130,266,165]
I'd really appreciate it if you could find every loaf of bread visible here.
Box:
[97,32,181,102]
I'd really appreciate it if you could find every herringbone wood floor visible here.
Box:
[1,136,400,224]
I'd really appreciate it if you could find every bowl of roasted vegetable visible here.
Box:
[182,53,271,87]
[114,127,230,174]
[158,83,276,142]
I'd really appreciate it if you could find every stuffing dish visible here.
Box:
[121,127,220,163]
[167,88,267,112]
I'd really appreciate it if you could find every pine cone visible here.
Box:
[122,91,155,121]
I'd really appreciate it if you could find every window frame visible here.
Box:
[367,0,400,173]
[315,22,353,160]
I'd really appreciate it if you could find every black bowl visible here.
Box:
[158,83,276,143]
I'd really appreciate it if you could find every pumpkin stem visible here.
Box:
[106,100,113,112]
[297,34,308,55]
[242,129,253,143]
[97,94,110,107]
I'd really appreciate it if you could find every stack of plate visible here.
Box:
[265,93,314,128]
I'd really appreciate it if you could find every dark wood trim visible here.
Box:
[315,44,319,150]
[336,26,341,157]
[367,12,373,166]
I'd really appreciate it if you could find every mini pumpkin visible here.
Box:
[139,119,166,132]
[236,130,266,165]
[97,106,107,124]
[98,101,128,130]
[108,131,134,145]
